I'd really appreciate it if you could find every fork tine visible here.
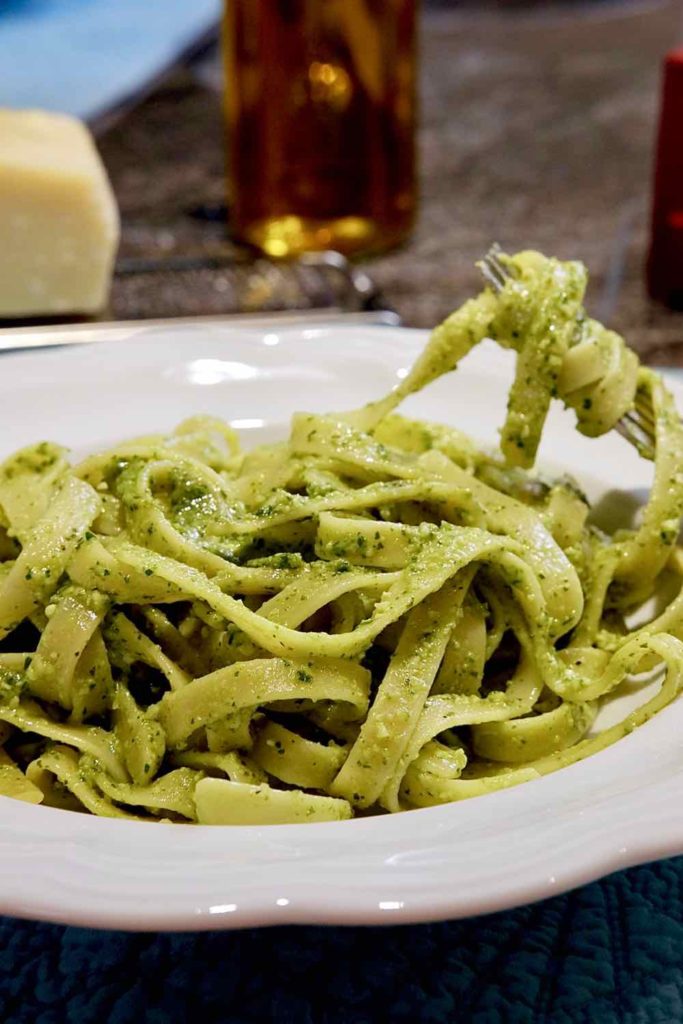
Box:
[618,388,683,458]
[634,392,655,430]
[479,245,511,293]
[480,261,505,293]
[487,247,512,283]
[623,410,653,437]
[615,425,654,460]
[617,412,656,459]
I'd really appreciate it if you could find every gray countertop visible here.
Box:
[99,1,683,363]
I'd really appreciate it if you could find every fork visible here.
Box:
[479,245,657,460]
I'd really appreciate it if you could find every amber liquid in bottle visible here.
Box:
[223,0,416,258]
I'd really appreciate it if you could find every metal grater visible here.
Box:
[112,250,394,321]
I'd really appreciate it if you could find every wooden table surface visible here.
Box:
[100,0,683,363]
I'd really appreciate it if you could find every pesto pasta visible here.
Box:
[1,248,683,824]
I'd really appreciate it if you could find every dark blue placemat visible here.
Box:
[1,857,682,1024]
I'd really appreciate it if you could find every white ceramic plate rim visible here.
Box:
[0,321,682,932]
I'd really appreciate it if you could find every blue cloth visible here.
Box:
[0,0,221,122]
[1,857,681,1023]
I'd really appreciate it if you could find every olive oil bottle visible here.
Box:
[223,0,417,258]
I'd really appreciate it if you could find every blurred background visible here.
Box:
[1,0,682,356]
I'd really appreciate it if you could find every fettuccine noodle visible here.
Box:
[1,249,682,824]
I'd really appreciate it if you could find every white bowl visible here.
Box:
[0,322,681,931]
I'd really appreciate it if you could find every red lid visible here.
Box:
[647,48,683,306]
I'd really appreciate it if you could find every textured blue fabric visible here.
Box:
[0,0,221,122]
[0,857,681,1023]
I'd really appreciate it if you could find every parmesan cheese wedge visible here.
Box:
[0,109,120,317]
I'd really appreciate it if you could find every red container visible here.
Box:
[647,49,683,307]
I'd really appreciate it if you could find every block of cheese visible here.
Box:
[0,109,120,317]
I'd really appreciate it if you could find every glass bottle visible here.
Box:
[223,0,417,258]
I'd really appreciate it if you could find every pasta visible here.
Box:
[1,248,683,824]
